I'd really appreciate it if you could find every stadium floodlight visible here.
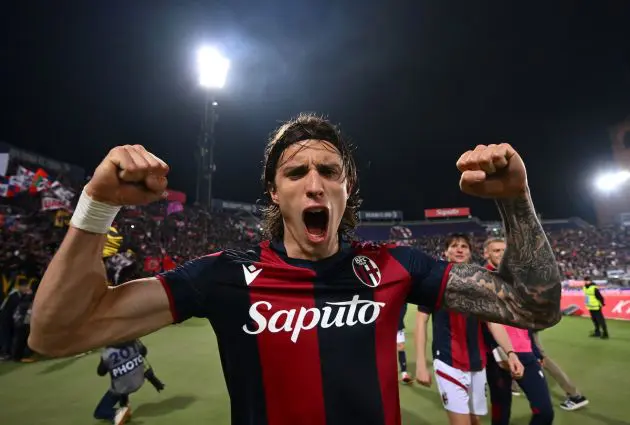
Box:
[195,46,230,209]
[594,170,630,193]
[197,46,230,89]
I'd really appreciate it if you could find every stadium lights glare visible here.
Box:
[197,46,230,89]
[594,170,630,193]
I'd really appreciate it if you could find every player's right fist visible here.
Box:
[415,367,432,387]
[85,145,169,206]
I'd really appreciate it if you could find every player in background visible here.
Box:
[397,303,412,384]
[483,238,521,396]
[583,276,609,339]
[484,238,588,412]
[415,234,523,425]
[30,115,563,425]
[485,323,554,425]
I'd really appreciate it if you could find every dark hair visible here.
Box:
[260,113,361,241]
[444,233,472,251]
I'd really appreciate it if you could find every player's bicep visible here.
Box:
[71,277,173,353]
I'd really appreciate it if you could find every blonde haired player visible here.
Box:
[484,237,588,412]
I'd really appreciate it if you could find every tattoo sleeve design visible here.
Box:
[443,192,562,329]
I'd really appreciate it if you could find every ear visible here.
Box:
[269,183,279,204]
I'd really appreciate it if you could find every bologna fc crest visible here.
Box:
[352,255,381,288]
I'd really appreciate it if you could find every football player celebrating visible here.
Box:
[31,115,560,425]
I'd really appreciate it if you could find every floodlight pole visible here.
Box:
[195,46,228,210]
[200,91,218,211]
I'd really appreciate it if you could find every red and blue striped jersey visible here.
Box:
[157,239,452,425]
[419,262,487,372]
[427,309,487,372]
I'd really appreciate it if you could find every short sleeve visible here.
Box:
[156,253,222,323]
[389,247,452,313]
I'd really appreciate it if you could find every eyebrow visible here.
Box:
[281,161,342,172]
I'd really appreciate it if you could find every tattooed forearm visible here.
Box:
[444,191,562,329]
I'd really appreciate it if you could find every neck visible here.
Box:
[282,231,340,261]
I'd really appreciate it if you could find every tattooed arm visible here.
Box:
[443,191,562,329]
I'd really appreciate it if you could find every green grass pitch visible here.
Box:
[1,315,629,424]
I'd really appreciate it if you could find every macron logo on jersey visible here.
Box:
[242,295,386,343]
[243,264,262,285]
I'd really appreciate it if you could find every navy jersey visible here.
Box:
[419,263,487,372]
[157,239,451,425]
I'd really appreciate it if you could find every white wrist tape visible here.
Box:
[70,190,121,234]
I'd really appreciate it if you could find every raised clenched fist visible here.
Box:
[85,145,169,206]
[456,143,528,199]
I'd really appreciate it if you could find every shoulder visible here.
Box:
[351,240,396,250]
[349,240,411,266]
[350,240,419,258]
[350,241,447,277]
[175,244,263,268]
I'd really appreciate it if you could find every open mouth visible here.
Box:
[303,207,329,239]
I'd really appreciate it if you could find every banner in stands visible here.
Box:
[561,289,630,321]
[358,210,403,221]
[41,196,71,211]
[165,189,186,204]
[0,153,8,176]
[213,199,260,214]
[0,141,85,182]
[167,201,184,215]
[425,207,471,219]
[1,273,39,297]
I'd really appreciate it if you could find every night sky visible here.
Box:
[2,1,630,223]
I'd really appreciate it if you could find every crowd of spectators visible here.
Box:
[403,227,630,280]
[1,196,628,297]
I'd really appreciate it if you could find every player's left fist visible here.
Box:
[456,143,528,199]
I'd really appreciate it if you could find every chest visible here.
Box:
[209,252,412,342]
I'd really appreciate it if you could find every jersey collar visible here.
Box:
[269,235,351,268]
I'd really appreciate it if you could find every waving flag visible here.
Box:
[29,168,50,194]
